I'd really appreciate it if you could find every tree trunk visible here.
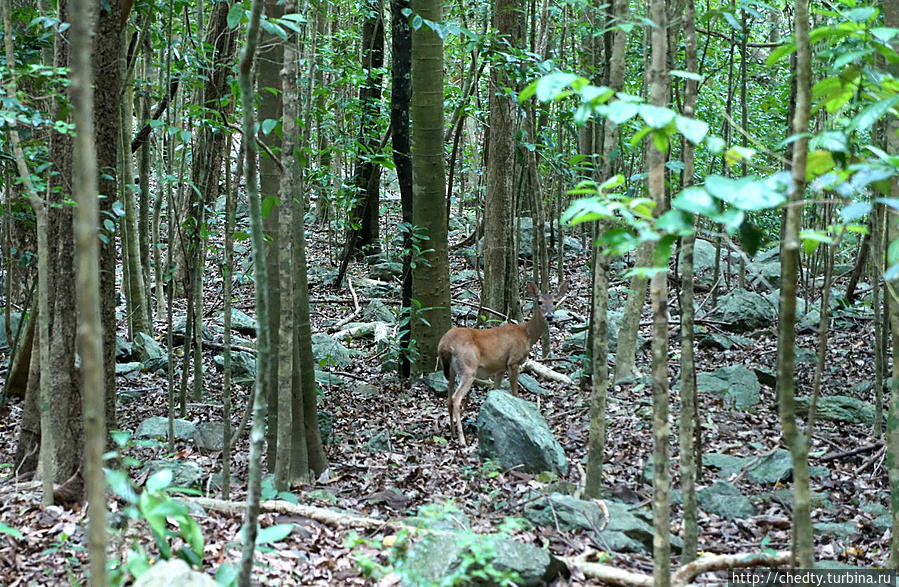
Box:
[678,0,699,562]
[69,0,107,577]
[391,0,414,380]
[481,0,520,318]
[237,0,269,581]
[258,0,284,470]
[777,0,813,568]
[410,0,451,372]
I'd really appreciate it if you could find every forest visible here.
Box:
[0,0,897,583]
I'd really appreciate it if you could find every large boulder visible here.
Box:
[794,395,880,427]
[133,332,169,373]
[697,365,761,410]
[402,532,567,586]
[135,416,196,441]
[524,494,682,553]
[697,482,755,519]
[711,288,777,332]
[312,333,354,368]
[477,390,568,475]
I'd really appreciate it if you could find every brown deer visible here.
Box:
[437,281,568,446]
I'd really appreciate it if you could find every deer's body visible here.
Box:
[437,282,566,446]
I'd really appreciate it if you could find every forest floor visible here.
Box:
[0,211,887,585]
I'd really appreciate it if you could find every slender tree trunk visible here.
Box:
[884,0,899,567]
[259,0,284,470]
[678,0,699,562]
[778,0,813,567]
[583,0,626,497]
[391,0,414,380]
[647,0,670,581]
[70,0,107,579]
[237,0,269,581]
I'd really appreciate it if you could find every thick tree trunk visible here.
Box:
[410,0,450,372]
[482,0,520,318]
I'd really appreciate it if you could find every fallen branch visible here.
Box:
[819,441,883,463]
[523,359,573,384]
[561,550,792,587]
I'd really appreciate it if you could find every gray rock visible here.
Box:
[115,362,143,378]
[369,262,403,281]
[352,383,379,397]
[362,300,396,323]
[365,430,390,452]
[516,373,549,396]
[221,308,257,335]
[712,288,777,332]
[312,333,354,368]
[524,494,682,553]
[115,336,134,361]
[813,521,859,539]
[697,481,755,519]
[134,559,216,587]
[194,421,225,451]
[144,459,203,488]
[135,416,197,441]
[697,365,761,410]
[680,238,719,275]
[747,260,782,289]
[173,315,215,342]
[795,395,879,427]
[133,332,168,373]
[697,331,754,350]
[425,371,449,395]
[0,311,26,351]
[476,390,568,475]
[401,532,567,586]
[213,350,256,382]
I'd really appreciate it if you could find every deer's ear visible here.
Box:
[527,282,538,296]
[556,281,568,297]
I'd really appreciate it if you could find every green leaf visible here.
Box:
[536,71,579,102]
[519,80,538,102]
[227,4,244,29]
[888,239,899,267]
[672,186,718,216]
[256,523,294,545]
[806,150,836,180]
[670,70,702,81]
[0,522,23,539]
[638,104,676,128]
[675,116,709,145]
[738,222,764,256]
[872,28,899,43]
[848,95,899,133]
[705,135,726,154]
[261,118,279,135]
[766,43,796,65]
[262,195,279,218]
[651,129,669,154]
[839,201,872,223]
[843,6,876,22]
[411,14,422,30]
[146,468,174,492]
[812,130,848,153]
[606,100,639,124]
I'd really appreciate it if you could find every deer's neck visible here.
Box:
[524,309,547,345]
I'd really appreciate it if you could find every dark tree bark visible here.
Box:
[390,0,413,380]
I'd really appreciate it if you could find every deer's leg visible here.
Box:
[509,363,520,396]
[451,373,475,446]
[492,373,503,389]
[446,369,456,434]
